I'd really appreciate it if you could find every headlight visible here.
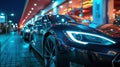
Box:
[66,31,116,45]
[25,29,30,32]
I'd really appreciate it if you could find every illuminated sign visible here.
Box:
[0,15,5,23]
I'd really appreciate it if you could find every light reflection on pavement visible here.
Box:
[0,32,44,67]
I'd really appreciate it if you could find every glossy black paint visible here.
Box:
[21,25,33,42]
[30,15,120,67]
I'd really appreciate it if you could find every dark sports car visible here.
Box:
[29,15,120,67]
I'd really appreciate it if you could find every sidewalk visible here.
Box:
[0,33,10,52]
[0,33,10,47]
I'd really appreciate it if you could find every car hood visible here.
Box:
[52,23,118,42]
[67,23,108,35]
[70,23,120,44]
[99,24,120,38]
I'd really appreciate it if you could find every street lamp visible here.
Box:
[9,13,14,23]
[0,12,7,22]
[69,1,72,4]
[0,13,5,16]
[0,12,14,23]
[8,20,12,23]
[10,13,14,16]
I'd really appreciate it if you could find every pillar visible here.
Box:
[53,6,59,15]
[108,0,114,24]
[89,0,108,28]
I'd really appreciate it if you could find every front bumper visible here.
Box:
[58,40,120,66]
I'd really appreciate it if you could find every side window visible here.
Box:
[41,16,52,31]
[46,16,52,28]
[43,16,50,29]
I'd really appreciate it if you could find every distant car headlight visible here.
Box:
[25,29,30,32]
[66,31,116,45]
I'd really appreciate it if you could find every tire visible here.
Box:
[43,35,70,67]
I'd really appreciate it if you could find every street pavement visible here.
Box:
[0,32,44,67]
[0,33,10,52]
[0,33,10,44]
[0,32,84,67]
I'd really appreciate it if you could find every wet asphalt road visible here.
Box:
[0,32,44,67]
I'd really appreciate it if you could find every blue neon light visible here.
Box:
[61,18,65,22]
[57,15,59,18]
[25,29,30,32]
[66,31,116,45]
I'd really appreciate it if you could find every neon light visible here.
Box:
[57,15,59,18]
[31,8,34,10]
[61,18,65,22]
[34,3,37,6]
[0,13,5,16]
[60,6,63,8]
[8,20,12,23]
[41,11,45,16]
[53,2,58,8]
[10,13,14,16]
[69,1,72,4]
[29,11,32,13]
[66,31,116,45]
[28,13,30,15]
[66,31,88,45]
[26,29,30,32]
[23,44,29,48]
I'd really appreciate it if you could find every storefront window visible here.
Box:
[58,0,93,26]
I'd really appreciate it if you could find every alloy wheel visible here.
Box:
[44,36,57,67]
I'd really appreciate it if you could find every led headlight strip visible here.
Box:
[66,31,116,45]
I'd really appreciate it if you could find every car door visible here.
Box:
[33,16,50,55]
[31,21,43,55]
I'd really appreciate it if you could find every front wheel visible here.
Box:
[43,35,69,67]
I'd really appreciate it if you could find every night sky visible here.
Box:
[0,0,26,24]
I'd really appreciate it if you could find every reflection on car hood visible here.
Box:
[99,24,120,38]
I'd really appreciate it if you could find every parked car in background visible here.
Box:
[29,14,120,67]
[21,24,33,42]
